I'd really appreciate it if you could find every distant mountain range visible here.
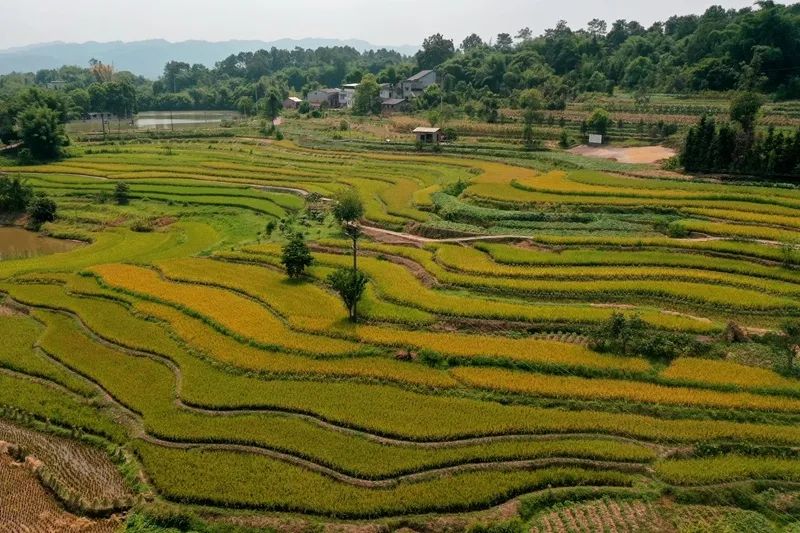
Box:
[0,39,420,79]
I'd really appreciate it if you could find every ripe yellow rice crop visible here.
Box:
[354,325,651,374]
[451,367,800,412]
[241,247,717,332]
[91,263,360,356]
[655,455,800,485]
[661,358,800,394]
[135,300,459,389]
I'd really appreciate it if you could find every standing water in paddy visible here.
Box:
[0,227,81,260]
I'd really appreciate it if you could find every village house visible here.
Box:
[339,83,359,108]
[413,126,443,144]
[379,83,401,100]
[307,88,340,109]
[400,70,438,99]
[283,96,303,110]
[381,98,409,114]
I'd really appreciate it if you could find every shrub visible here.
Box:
[443,127,458,141]
[27,192,56,227]
[114,181,130,205]
[558,129,571,148]
[667,222,689,238]
[130,218,154,233]
[589,313,705,362]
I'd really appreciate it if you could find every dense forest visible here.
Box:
[1,1,798,119]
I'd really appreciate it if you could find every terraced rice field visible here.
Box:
[1,137,800,529]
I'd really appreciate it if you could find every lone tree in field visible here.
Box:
[114,182,130,205]
[281,232,313,279]
[328,268,367,322]
[587,108,612,136]
[332,189,364,271]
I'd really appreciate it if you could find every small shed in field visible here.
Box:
[588,134,604,145]
[283,96,303,109]
[413,127,442,144]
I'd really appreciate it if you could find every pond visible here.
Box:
[0,227,82,261]
[135,111,241,129]
[67,111,241,134]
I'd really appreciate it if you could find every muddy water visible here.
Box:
[0,227,81,260]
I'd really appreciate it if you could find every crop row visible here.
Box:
[323,240,800,310]
[14,286,800,447]
[134,444,640,518]
[655,455,800,485]
[0,314,93,396]
[474,243,800,283]
[450,367,800,413]
[159,256,653,375]
[90,263,361,356]
[233,246,717,332]
[28,306,665,480]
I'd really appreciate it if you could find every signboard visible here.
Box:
[588,134,603,145]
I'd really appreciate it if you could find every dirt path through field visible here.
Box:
[570,145,677,164]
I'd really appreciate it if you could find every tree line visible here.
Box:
[681,92,800,176]
[4,2,798,119]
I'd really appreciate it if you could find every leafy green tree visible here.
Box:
[236,96,254,116]
[495,33,514,51]
[416,34,455,70]
[114,181,130,205]
[623,57,654,89]
[27,192,56,228]
[518,88,543,150]
[352,74,381,116]
[332,188,364,271]
[259,89,282,122]
[587,108,612,136]
[516,27,533,42]
[0,175,33,212]
[460,34,484,51]
[730,91,764,132]
[14,105,66,160]
[67,88,91,117]
[281,232,313,279]
[327,268,368,322]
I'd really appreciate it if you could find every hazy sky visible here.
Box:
[2,0,759,49]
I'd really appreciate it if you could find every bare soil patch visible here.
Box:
[570,145,677,165]
[0,420,132,513]
[0,453,121,532]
